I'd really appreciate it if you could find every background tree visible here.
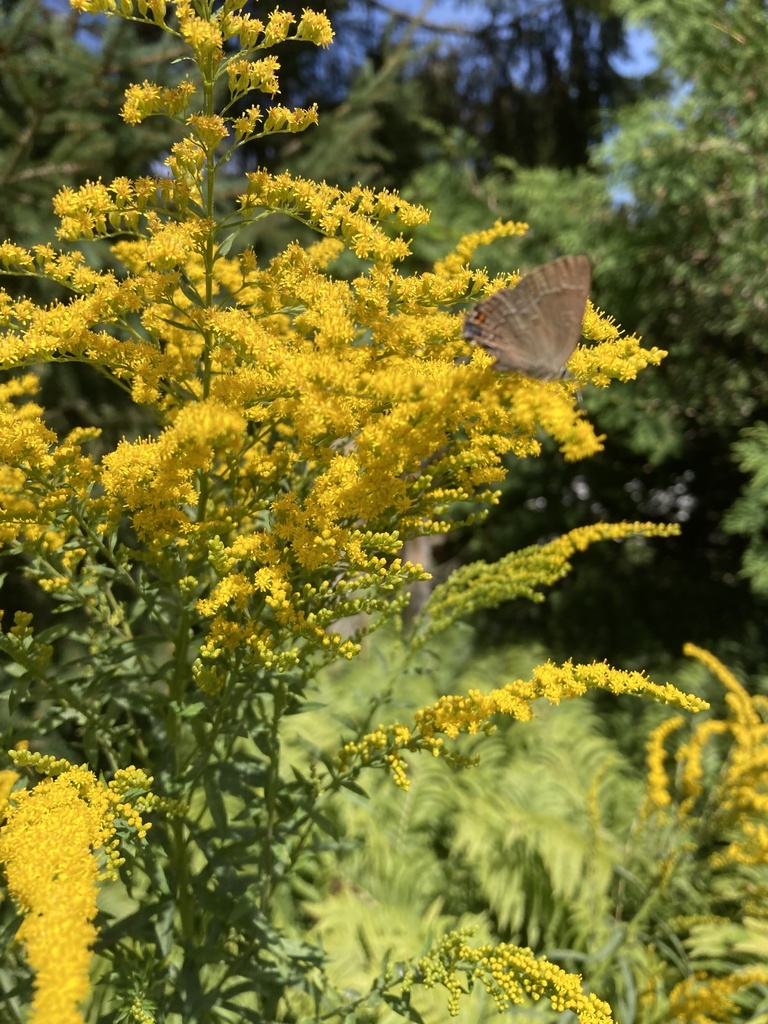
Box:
[281,0,648,182]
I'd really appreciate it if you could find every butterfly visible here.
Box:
[463,254,591,379]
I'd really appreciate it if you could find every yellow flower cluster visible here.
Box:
[0,612,53,681]
[0,774,100,1024]
[72,0,333,53]
[434,218,530,277]
[76,2,332,143]
[52,178,159,240]
[0,740,28,820]
[644,715,685,809]
[669,969,768,1024]
[226,56,281,98]
[230,102,320,141]
[6,750,157,866]
[0,755,156,1024]
[1,207,641,678]
[411,931,613,1023]
[570,314,666,385]
[645,644,768,869]
[339,657,707,789]
[122,79,198,124]
[419,522,683,641]
[240,170,430,261]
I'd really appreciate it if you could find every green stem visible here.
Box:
[260,678,287,914]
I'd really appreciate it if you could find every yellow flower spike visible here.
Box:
[0,756,157,1024]
[638,645,768,868]
[340,658,706,789]
[419,522,683,643]
[410,933,614,1024]
[685,643,758,724]
[644,716,686,810]
[435,219,529,278]
[1,781,100,1024]
[677,718,731,816]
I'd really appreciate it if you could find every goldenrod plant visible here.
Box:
[295,641,768,1024]
[0,2,704,1022]
[611,644,768,1024]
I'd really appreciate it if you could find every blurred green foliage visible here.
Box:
[723,422,768,597]
[285,628,768,1024]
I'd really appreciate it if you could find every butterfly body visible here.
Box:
[463,254,591,379]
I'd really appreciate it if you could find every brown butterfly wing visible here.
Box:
[463,255,591,379]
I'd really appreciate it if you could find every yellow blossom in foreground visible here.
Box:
[570,319,666,385]
[239,170,430,260]
[122,79,197,124]
[295,10,334,46]
[1,776,99,1024]
[0,755,157,1024]
[0,1,683,1021]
